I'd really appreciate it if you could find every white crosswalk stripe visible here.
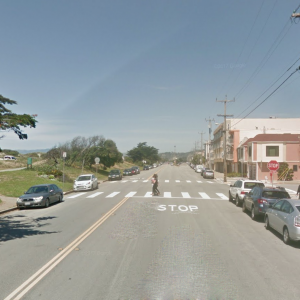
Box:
[216,193,229,200]
[87,192,103,198]
[199,192,210,199]
[175,180,180,183]
[132,180,138,183]
[110,181,117,183]
[67,193,87,199]
[145,192,152,197]
[106,192,120,198]
[181,192,191,198]
[143,180,148,182]
[125,192,137,197]
[186,180,191,183]
[197,181,202,183]
[165,180,169,183]
[207,181,214,184]
[164,192,172,198]
[121,180,128,183]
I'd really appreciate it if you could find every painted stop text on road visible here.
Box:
[157,204,198,212]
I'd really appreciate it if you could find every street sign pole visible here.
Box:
[95,157,100,175]
[267,160,279,187]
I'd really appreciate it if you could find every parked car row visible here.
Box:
[229,179,300,244]
[188,163,215,179]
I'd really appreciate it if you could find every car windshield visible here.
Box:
[77,176,91,181]
[110,170,119,174]
[26,186,48,194]
[262,191,290,199]
[244,182,264,189]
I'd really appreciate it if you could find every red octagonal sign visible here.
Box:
[267,160,279,171]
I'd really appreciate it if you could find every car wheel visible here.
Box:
[96,183,99,189]
[283,227,290,244]
[251,206,256,220]
[44,198,50,208]
[58,195,62,203]
[229,192,233,202]
[264,216,270,230]
[242,201,247,213]
[235,195,240,207]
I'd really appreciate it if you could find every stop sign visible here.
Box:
[267,160,279,171]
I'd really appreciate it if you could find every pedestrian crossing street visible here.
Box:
[66,190,229,200]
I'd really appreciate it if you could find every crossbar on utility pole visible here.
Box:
[216,96,234,183]
[205,117,214,170]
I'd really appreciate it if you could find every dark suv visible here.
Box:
[243,186,290,220]
[108,169,122,181]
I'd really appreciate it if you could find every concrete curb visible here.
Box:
[0,206,18,215]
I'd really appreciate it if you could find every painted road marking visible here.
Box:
[125,192,137,197]
[132,180,138,183]
[106,192,120,198]
[181,192,191,198]
[207,181,214,184]
[197,181,202,183]
[121,180,128,183]
[157,205,198,212]
[164,192,172,198]
[216,193,229,200]
[67,193,87,199]
[145,192,153,197]
[86,192,103,198]
[109,181,118,183]
[143,180,148,182]
[285,188,297,194]
[165,180,169,183]
[186,180,191,183]
[175,180,180,183]
[199,192,210,199]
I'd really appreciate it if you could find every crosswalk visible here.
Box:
[66,191,229,200]
[111,179,216,184]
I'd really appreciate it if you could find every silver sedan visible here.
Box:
[265,199,300,244]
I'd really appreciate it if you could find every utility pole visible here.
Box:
[216,96,235,183]
[198,131,205,153]
[205,117,214,170]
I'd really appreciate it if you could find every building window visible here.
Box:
[248,146,252,157]
[266,146,279,157]
[293,165,298,172]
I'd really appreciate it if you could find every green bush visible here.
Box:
[49,175,55,179]
[227,172,242,177]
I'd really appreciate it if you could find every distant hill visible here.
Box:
[16,149,50,154]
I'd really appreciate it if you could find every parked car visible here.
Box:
[201,167,209,176]
[265,199,300,244]
[17,184,63,209]
[195,165,203,173]
[143,165,149,170]
[229,179,265,206]
[4,155,17,160]
[74,174,98,191]
[132,166,140,174]
[123,168,132,176]
[243,186,290,220]
[129,167,137,175]
[203,169,214,179]
[108,169,122,181]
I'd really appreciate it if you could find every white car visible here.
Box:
[195,165,203,173]
[74,174,98,191]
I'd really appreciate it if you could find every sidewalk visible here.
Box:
[0,195,17,212]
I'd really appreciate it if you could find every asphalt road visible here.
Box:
[1,164,300,300]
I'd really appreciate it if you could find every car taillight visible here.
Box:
[241,191,246,194]
[294,216,300,227]
[257,199,267,204]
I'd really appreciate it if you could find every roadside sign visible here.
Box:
[95,157,100,164]
[267,160,279,171]
[63,152,67,158]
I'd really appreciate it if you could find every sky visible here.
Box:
[0,0,300,154]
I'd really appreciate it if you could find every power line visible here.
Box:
[231,66,300,128]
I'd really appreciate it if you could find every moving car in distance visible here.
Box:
[265,199,300,244]
[108,169,122,181]
[243,186,290,220]
[229,179,265,207]
[74,174,98,191]
[195,165,203,173]
[123,168,132,176]
[131,166,140,174]
[143,165,149,170]
[17,184,63,209]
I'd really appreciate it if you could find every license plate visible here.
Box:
[25,202,32,206]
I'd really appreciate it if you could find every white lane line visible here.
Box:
[121,180,128,183]
[285,188,297,194]
[145,192,152,197]
[143,180,148,182]
[164,192,172,198]
[197,181,202,183]
[106,192,120,198]
[86,192,103,198]
[186,180,191,183]
[67,193,87,199]
[165,180,169,183]
[199,192,210,199]
[132,180,138,183]
[125,192,137,197]
[216,193,229,200]
[182,192,191,198]
[175,180,180,183]
[207,181,214,184]
[110,181,118,183]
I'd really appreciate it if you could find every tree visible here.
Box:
[127,142,159,164]
[278,162,294,181]
[0,95,37,139]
